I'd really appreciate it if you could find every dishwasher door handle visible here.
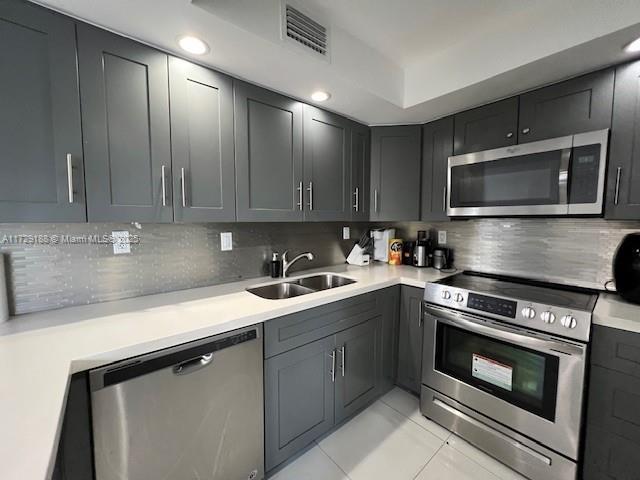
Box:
[173,353,214,376]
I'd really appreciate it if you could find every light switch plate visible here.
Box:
[342,226,350,240]
[220,232,233,251]
[438,230,447,245]
[112,231,131,255]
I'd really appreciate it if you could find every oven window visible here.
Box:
[435,323,559,421]
[450,150,565,208]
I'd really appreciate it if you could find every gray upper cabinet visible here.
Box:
[303,105,351,222]
[264,335,335,471]
[0,1,85,222]
[168,58,235,222]
[78,25,173,222]
[453,98,518,155]
[370,126,421,221]
[235,82,304,222]
[518,69,614,143]
[397,285,424,395]
[335,317,380,424]
[606,60,640,220]
[421,116,453,222]
[350,122,370,221]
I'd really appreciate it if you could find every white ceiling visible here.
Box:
[33,0,640,125]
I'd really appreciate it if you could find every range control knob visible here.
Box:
[541,311,556,324]
[441,290,452,300]
[521,307,536,319]
[561,315,577,329]
[454,293,464,303]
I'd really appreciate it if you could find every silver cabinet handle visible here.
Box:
[173,353,213,376]
[506,132,513,139]
[297,181,303,210]
[419,300,424,327]
[180,167,187,208]
[329,349,336,382]
[66,153,74,204]
[614,166,622,205]
[374,189,379,213]
[522,127,530,135]
[353,187,359,212]
[340,345,345,377]
[161,165,167,207]
[442,186,447,212]
[307,182,313,210]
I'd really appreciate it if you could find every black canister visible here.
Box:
[613,233,640,304]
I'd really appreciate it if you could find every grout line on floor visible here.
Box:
[411,438,448,480]
[379,393,451,441]
[315,440,354,480]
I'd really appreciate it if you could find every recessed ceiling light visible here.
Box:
[311,91,331,102]
[178,35,209,55]
[624,37,640,53]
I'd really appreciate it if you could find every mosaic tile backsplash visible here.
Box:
[0,218,638,316]
[393,218,640,291]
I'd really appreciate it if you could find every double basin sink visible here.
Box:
[247,274,356,300]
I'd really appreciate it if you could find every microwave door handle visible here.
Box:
[558,147,571,205]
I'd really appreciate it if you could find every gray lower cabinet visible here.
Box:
[396,285,424,394]
[78,25,173,222]
[234,81,304,222]
[518,68,614,143]
[606,59,640,219]
[0,1,86,222]
[168,58,236,222]
[303,105,351,222]
[421,117,453,221]
[453,98,518,155]
[583,325,640,479]
[370,126,421,221]
[350,122,371,221]
[378,285,400,394]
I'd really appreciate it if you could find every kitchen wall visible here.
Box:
[394,218,640,291]
[0,222,370,315]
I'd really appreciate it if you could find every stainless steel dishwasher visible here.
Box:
[89,325,264,480]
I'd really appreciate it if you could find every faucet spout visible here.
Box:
[282,251,315,278]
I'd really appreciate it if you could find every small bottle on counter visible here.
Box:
[270,252,282,278]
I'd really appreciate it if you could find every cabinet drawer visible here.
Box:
[264,292,379,358]
[583,422,640,480]
[587,366,640,445]
[592,325,640,378]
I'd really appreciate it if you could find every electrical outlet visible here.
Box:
[342,226,350,240]
[112,231,131,255]
[438,230,447,245]
[220,232,233,251]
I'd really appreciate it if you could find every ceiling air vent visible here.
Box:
[283,4,328,57]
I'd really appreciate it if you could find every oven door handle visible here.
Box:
[423,304,585,357]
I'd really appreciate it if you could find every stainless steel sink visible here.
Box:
[247,274,356,300]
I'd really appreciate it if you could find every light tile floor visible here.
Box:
[270,387,528,480]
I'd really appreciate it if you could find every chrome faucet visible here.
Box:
[281,251,315,278]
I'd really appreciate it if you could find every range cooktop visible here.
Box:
[424,271,598,342]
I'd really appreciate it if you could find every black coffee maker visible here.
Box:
[613,233,640,304]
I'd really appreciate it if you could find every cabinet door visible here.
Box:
[370,126,421,221]
[264,336,335,471]
[303,105,351,221]
[235,82,303,222]
[453,98,518,155]
[168,58,235,222]
[518,69,614,143]
[378,286,400,395]
[421,116,453,222]
[606,60,640,219]
[78,25,173,222]
[397,286,424,394]
[335,317,380,423]
[350,122,370,221]
[0,1,85,222]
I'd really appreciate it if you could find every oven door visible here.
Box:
[422,304,587,460]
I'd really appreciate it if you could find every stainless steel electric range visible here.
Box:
[420,271,598,480]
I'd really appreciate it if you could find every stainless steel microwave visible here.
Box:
[447,129,609,217]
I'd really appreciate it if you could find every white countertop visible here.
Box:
[594,292,640,334]
[0,263,452,480]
